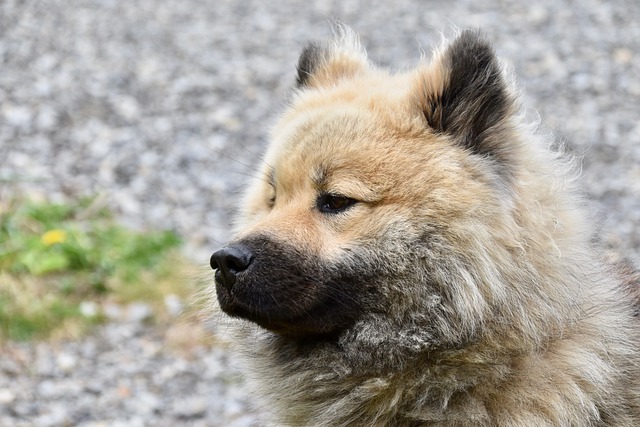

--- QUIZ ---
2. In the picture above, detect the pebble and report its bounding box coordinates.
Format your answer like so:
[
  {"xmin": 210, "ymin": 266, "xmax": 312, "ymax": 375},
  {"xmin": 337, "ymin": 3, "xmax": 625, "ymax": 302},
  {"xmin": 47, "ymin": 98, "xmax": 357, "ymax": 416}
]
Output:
[
  {"xmin": 125, "ymin": 303, "xmax": 153, "ymax": 323},
  {"xmin": 0, "ymin": 388, "xmax": 15, "ymax": 404},
  {"xmin": 80, "ymin": 301, "xmax": 99, "ymax": 318},
  {"xmin": 0, "ymin": 0, "xmax": 639, "ymax": 426},
  {"xmin": 56, "ymin": 352, "xmax": 78, "ymax": 373},
  {"xmin": 164, "ymin": 294, "xmax": 184, "ymax": 317},
  {"xmin": 171, "ymin": 396, "xmax": 209, "ymax": 418}
]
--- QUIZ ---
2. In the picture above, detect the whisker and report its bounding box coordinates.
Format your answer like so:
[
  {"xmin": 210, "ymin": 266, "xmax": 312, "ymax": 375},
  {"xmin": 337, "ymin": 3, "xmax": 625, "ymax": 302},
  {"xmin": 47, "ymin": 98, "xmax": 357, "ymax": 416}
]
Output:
[
  {"xmin": 219, "ymin": 169, "xmax": 263, "ymax": 181},
  {"xmin": 207, "ymin": 237, "xmax": 228, "ymax": 247},
  {"xmin": 205, "ymin": 144, "xmax": 262, "ymax": 175},
  {"xmin": 205, "ymin": 153, "xmax": 273, "ymax": 187},
  {"xmin": 235, "ymin": 139, "xmax": 266, "ymax": 165}
]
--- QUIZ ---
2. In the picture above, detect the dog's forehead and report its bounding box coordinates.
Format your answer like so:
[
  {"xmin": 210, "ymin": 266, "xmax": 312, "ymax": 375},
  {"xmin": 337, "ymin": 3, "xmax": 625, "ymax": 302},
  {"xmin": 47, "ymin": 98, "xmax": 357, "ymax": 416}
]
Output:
[
  {"xmin": 272, "ymin": 73, "xmax": 417, "ymax": 148},
  {"xmin": 262, "ymin": 73, "xmax": 441, "ymax": 195},
  {"xmin": 268, "ymin": 106, "xmax": 370, "ymax": 165}
]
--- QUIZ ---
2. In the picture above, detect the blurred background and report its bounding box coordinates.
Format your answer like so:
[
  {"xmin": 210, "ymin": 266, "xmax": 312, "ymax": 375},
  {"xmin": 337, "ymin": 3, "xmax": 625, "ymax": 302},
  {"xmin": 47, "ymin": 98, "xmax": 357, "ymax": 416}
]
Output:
[{"xmin": 0, "ymin": 0, "xmax": 639, "ymax": 426}]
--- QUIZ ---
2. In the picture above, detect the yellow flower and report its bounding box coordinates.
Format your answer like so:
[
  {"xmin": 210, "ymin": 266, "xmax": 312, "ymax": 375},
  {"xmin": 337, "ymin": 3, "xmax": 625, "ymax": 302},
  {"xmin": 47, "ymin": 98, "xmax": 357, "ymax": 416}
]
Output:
[{"xmin": 41, "ymin": 229, "xmax": 67, "ymax": 246}]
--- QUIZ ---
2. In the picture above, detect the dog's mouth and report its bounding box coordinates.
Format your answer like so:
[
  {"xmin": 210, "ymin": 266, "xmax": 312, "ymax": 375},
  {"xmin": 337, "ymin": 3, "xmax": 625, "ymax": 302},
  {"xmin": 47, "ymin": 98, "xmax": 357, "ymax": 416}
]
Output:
[
  {"xmin": 215, "ymin": 284, "xmax": 348, "ymax": 337},
  {"xmin": 210, "ymin": 236, "xmax": 369, "ymax": 338}
]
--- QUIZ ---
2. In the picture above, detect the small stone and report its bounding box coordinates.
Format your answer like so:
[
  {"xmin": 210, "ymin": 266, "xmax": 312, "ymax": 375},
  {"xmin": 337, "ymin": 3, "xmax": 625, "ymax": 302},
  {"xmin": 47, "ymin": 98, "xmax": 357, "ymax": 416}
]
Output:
[
  {"xmin": 33, "ymin": 403, "xmax": 69, "ymax": 427},
  {"xmin": 56, "ymin": 352, "xmax": 77, "ymax": 373},
  {"xmin": 613, "ymin": 47, "xmax": 633, "ymax": 65},
  {"xmin": 112, "ymin": 95, "xmax": 141, "ymax": 121},
  {"xmin": 35, "ymin": 348, "xmax": 56, "ymax": 377},
  {"xmin": 171, "ymin": 396, "xmax": 208, "ymax": 419},
  {"xmin": 36, "ymin": 105, "xmax": 58, "ymax": 130},
  {"xmin": 126, "ymin": 303, "xmax": 152, "ymax": 323},
  {"xmin": 159, "ymin": 358, "xmax": 188, "ymax": 381},
  {"xmin": 80, "ymin": 301, "xmax": 99, "ymax": 318},
  {"xmin": 2, "ymin": 104, "xmax": 33, "ymax": 129},
  {"xmin": 0, "ymin": 389, "xmax": 16, "ymax": 404},
  {"xmin": 164, "ymin": 294, "xmax": 183, "ymax": 317},
  {"xmin": 37, "ymin": 380, "xmax": 60, "ymax": 399},
  {"xmin": 103, "ymin": 303, "xmax": 123, "ymax": 321},
  {"xmin": 127, "ymin": 392, "xmax": 161, "ymax": 416},
  {"xmin": 0, "ymin": 357, "xmax": 21, "ymax": 376}
]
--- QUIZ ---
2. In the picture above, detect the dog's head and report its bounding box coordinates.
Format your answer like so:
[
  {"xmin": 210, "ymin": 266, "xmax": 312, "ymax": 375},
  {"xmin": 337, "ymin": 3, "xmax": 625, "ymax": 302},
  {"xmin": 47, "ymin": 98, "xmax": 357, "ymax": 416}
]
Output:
[{"xmin": 211, "ymin": 28, "xmax": 541, "ymax": 348}]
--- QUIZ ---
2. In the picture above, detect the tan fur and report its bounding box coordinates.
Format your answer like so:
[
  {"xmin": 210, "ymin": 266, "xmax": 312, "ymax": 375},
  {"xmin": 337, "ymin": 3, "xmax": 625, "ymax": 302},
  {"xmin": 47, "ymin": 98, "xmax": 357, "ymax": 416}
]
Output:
[{"xmin": 212, "ymin": 28, "xmax": 640, "ymax": 426}]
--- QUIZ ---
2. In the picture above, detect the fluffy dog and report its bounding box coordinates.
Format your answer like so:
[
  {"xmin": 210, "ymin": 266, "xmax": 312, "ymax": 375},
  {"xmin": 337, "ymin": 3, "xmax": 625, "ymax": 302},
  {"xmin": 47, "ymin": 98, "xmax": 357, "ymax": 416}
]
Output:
[{"xmin": 210, "ymin": 28, "xmax": 640, "ymax": 426}]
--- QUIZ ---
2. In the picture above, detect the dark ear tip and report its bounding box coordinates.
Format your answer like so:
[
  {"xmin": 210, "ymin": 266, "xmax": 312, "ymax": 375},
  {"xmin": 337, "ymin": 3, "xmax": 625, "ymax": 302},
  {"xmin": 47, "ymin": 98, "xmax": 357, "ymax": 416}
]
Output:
[
  {"xmin": 423, "ymin": 28, "xmax": 515, "ymax": 169},
  {"xmin": 455, "ymin": 29, "xmax": 491, "ymax": 45},
  {"xmin": 448, "ymin": 29, "xmax": 497, "ymax": 63},
  {"xmin": 458, "ymin": 28, "xmax": 488, "ymax": 41},
  {"xmin": 296, "ymin": 41, "xmax": 324, "ymax": 87}
]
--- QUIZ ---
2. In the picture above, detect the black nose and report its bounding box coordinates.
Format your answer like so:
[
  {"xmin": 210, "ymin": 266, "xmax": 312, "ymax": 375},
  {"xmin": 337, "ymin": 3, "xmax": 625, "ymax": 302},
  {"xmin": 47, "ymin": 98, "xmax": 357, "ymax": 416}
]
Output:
[{"xmin": 210, "ymin": 245, "xmax": 254, "ymax": 290}]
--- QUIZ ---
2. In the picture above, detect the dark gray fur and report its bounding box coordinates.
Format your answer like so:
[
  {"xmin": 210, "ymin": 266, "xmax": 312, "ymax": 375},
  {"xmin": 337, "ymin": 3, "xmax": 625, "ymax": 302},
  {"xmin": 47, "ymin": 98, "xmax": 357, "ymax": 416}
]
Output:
[{"xmin": 296, "ymin": 42, "xmax": 325, "ymax": 87}]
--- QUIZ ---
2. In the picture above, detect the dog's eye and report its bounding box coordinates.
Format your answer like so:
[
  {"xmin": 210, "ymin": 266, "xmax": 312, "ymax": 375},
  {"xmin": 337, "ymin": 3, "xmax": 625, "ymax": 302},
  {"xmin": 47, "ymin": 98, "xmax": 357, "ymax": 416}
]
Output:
[
  {"xmin": 267, "ymin": 184, "xmax": 276, "ymax": 208},
  {"xmin": 317, "ymin": 193, "xmax": 357, "ymax": 214},
  {"xmin": 266, "ymin": 170, "xmax": 276, "ymax": 208}
]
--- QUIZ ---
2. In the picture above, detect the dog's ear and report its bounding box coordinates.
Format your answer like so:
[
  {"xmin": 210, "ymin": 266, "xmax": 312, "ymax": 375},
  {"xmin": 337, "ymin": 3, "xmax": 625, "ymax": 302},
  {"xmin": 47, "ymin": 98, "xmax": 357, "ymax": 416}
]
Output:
[
  {"xmin": 417, "ymin": 30, "xmax": 518, "ymax": 167},
  {"xmin": 296, "ymin": 26, "xmax": 369, "ymax": 88}
]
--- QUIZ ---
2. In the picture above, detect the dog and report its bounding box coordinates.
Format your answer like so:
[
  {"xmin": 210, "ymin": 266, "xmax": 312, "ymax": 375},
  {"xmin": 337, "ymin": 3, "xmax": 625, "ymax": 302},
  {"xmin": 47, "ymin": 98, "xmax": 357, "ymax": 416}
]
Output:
[{"xmin": 210, "ymin": 27, "xmax": 640, "ymax": 426}]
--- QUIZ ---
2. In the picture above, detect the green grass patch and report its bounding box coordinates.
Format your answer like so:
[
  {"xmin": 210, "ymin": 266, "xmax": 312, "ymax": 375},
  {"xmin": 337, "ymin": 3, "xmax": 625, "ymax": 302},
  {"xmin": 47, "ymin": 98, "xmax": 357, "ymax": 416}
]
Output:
[{"xmin": 0, "ymin": 196, "xmax": 195, "ymax": 342}]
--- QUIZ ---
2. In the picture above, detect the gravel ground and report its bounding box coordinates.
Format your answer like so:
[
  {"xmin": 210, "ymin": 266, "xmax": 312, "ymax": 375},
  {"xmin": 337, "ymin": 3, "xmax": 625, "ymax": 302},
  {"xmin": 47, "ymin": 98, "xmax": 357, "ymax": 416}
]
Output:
[
  {"xmin": 0, "ymin": 318, "xmax": 255, "ymax": 427},
  {"xmin": 1, "ymin": 0, "xmax": 639, "ymax": 425}
]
